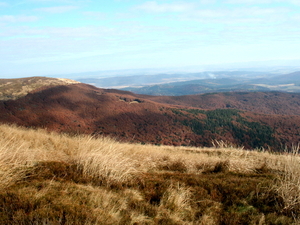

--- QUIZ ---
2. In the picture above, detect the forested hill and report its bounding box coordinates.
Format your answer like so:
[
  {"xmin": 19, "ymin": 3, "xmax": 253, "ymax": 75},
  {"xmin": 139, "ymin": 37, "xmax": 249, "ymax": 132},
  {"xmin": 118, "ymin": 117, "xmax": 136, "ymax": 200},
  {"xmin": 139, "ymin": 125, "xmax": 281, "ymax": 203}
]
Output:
[
  {"xmin": 143, "ymin": 91, "xmax": 300, "ymax": 116},
  {"xmin": 0, "ymin": 77, "xmax": 300, "ymax": 150}
]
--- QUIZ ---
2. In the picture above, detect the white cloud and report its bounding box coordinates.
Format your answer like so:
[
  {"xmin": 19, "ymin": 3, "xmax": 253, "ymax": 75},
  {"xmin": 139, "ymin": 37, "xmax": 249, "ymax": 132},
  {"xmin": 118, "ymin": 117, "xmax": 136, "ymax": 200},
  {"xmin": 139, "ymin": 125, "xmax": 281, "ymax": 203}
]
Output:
[
  {"xmin": 200, "ymin": 0, "xmax": 217, "ymax": 4},
  {"xmin": 230, "ymin": 7, "xmax": 290, "ymax": 18},
  {"xmin": 288, "ymin": 0, "xmax": 300, "ymax": 6},
  {"xmin": 135, "ymin": 1, "xmax": 194, "ymax": 13},
  {"xmin": 1, "ymin": 0, "xmax": 299, "ymax": 76},
  {"xmin": 29, "ymin": 0, "xmax": 89, "ymax": 3},
  {"xmin": 292, "ymin": 14, "xmax": 300, "ymax": 21},
  {"xmin": 182, "ymin": 6, "xmax": 290, "ymax": 25},
  {"xmin": 226, "ymin": 0, "xmax": 273, "ymax": 4},
  {"xmin": 0, "ymin": 2, "xmax": 8, "ymax": 7},
  {"xmin": 226, "ymin": 0, "xmax": 300, "ymax": 5},
  {"xmin": 0, "ymin": 15, "xmax": 38, "ymax": 23},
  {"xmin": 0, "ymin": 26, "xmax": 117, "ymax": 39},
  {"xmin": 191, "ymin": 9, "xmax": 225, "ymax": 18},
  {"xmin": 134, "ymin": 1, "xmax": 291, "ymax": 26},
  {"xmin": 36, "ymin": 5, "xmax": 78, "ymax": 13},
  {"xmin": 82, "ymin": 11, "xmax": 106, "ymax": 20}
]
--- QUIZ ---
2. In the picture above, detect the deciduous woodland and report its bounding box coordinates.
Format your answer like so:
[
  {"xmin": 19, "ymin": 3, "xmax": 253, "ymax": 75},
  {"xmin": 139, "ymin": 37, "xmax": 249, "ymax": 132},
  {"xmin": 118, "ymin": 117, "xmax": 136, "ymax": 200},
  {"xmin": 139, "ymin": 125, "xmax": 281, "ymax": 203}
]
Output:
[{"xmin": 1, "ymin": 78, "xmax": 300, "ymax": 150}]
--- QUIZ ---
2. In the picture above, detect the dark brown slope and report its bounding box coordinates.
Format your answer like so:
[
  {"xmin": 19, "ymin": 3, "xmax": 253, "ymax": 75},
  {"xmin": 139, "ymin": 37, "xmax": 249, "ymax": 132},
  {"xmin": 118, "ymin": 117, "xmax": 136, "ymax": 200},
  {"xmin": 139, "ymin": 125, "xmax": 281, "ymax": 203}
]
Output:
[
  {"xmin": 0, "ymin": 82, "xmax": 300, "ymax": 149},
  {"xmin": 0, "ymin": 83, "xmax": 191, "ymax": 146},
  {"xmin": 144, "ymin": 92, "xmax": 300, "ymax": 116}
]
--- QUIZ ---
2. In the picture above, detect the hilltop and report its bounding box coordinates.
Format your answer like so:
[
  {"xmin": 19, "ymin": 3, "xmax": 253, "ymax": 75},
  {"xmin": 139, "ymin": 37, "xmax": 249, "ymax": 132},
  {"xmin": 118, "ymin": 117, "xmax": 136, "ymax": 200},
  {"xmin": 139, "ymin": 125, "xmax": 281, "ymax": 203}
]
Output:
[
  {"xmin": 0, "ymin": 77, "xmax": 300, "ymax": 150},
  {"xmin": 0, "ymin": 77, "xmax": 80, "ymax": 101}
]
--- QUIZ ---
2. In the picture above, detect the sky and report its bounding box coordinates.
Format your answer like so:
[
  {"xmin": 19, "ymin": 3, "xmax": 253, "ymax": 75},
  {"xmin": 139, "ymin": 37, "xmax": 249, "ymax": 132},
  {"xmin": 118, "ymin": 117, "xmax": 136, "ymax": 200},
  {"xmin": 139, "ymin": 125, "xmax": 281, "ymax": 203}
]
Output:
[{"xmin": 1, "ymin": 0, "xmax": 300, "ymax": 78}]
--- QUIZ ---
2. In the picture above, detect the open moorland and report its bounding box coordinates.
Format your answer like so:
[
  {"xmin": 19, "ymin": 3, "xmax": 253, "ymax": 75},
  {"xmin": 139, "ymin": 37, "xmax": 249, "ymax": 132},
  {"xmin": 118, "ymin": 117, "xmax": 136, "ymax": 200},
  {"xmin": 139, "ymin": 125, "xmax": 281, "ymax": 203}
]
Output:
[
  {"xmin": 0, "ymin": 123, "xmax": 300, "ymax": 224},
  {"xmin": 0, "ymin": 77, "xmax": 300, "ymax": 224}
]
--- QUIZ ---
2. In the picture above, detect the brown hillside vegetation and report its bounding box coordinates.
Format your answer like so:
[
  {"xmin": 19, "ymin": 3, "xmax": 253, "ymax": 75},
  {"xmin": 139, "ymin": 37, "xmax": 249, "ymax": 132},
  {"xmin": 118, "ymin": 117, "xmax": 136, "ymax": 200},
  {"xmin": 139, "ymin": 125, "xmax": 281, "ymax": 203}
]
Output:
[
  {"xmin": 0, "ymin": 78, "xmax": 300, "ymax": 149},
  {"xmin": 145, "ymin": 91, "xmax": 300, "ymax": 116},
  {"xmin": 0, "ymin": 83, "xmax": 188, "ymax": 145},
  {"xmin": 0, "ymin": 124, "xmax": 300, "ymax": 224}
]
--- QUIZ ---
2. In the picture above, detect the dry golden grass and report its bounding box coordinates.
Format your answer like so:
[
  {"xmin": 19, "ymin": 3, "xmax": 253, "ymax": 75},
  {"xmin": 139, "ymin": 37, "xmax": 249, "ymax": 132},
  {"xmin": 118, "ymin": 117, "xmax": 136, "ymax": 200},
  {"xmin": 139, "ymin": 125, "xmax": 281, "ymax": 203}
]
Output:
[
  {"xmin": 119, "ymin": 140, "xmax": 287, "ymax": 175},
  {"xmin": 0, "ymin": 122, "xmax": 297, "ymax": 187},
  {"xmin": 158, "ymin": 183, "xmax": 194, "ymax": 223},
  {"xmin": 70, "ymin": 136, "xmax": 140, "ymax": 185},
  {"xmin": 0, "ymin": 124, "xmax": 139, "ymax": 186},
  {"xmin": 0, "ymin": 123, "xmax": 300, "ymax": 224},
  {"xmin": 273, "ymin": 145, "xmax": 300, "ymax": 218},
  {"xmin": 0, "ymin": 123, "xmax": 271, "ymax": 182}
]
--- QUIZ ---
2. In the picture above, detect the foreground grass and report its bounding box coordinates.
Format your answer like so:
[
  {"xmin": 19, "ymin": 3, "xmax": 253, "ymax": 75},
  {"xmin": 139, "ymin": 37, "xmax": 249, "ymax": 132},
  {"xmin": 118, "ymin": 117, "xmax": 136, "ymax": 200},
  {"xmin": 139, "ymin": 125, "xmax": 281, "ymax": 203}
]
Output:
[{"xmin": 0, "ymin": 124, "xmax": 299, "ymax": 224}]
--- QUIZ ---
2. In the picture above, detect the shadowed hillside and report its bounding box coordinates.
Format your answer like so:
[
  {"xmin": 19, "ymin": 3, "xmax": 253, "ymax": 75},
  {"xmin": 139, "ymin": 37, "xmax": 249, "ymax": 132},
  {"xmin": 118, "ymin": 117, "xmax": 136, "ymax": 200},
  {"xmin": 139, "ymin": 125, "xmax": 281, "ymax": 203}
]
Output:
[{"xmin": 0, "ymin": 77, "xmax": 300, "ymax": 150}]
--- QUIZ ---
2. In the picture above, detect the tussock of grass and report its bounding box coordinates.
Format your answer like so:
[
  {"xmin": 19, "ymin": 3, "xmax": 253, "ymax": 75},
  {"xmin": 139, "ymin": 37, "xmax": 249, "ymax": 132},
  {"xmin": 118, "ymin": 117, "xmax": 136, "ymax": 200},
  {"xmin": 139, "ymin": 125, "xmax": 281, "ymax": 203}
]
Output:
[
  {"xmin": 0, "ymin": 124, "xmax": 139, "ymax": 186},
  {"xmin": 0, "ymin": 136, "xmax": 32, "ymax": 189},
  {"xmin": 158, "ymin": 183, "xmax": 194, "ymax": 223},
  {"xmin": 273, "ymin": 146, "xmax": 300, "ymax": 218},
  {"xmin": 71, "ymin": 136, "xmax": 139, "ymax": 186},
  {"xmin": 0, "ymin": 123, "xmax": 300, "ymax": 224}
]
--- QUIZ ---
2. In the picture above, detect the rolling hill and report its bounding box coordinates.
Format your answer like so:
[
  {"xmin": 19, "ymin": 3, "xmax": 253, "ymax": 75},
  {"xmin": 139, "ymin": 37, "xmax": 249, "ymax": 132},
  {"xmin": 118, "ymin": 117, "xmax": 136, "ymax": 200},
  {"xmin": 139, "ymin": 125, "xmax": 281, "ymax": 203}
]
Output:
[
  {"xmin": 0, "ymin": 77, "xmax": 300, "ymax": 150},
  {"xmin": 122, "ymin": 71, "xmax": 300, "ymax": 95},
  {"xmin": 78, "ymin": 71, "xmax": 274, "ymax": 89}
]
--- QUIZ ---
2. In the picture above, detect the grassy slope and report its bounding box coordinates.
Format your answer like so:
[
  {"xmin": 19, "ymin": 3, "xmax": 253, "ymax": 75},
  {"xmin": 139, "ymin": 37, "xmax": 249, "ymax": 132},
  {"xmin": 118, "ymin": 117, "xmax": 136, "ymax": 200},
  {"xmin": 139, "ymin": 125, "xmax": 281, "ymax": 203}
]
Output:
[
  {"xmin": 0, "ymin": 77, "xmax": 79, "ymax": 101},
  {"xmin": 0, "ymin": 124, "xmax": 300, "ymax": 224}
]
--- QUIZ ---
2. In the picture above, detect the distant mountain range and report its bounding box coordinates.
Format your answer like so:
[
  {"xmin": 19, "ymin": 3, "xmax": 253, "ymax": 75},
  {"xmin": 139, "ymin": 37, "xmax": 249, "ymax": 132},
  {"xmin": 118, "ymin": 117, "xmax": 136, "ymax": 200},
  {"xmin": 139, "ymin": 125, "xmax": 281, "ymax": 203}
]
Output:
[
  {"xmin": 1, "ymin": 77, "xmax": 300, "ymax": 150},
  {"xmin": 122, "ymin": 71, "xmax": 300, "ymax": 95},
  {"xmin": 77, "ymin": 71, "xmax": 277, "ymax": 89},
  {"xmin": 76, "ymin": 70, "xmax": 300, "ymax": 95}
]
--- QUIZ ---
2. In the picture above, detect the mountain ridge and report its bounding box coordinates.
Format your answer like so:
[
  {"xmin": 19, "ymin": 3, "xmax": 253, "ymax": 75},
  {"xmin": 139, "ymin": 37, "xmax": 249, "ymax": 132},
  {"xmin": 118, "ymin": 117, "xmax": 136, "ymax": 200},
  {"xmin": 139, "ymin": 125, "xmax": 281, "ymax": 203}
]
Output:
[{"xmin": 122, "ymin": 71, "xmax": 300, "ymax": 95}]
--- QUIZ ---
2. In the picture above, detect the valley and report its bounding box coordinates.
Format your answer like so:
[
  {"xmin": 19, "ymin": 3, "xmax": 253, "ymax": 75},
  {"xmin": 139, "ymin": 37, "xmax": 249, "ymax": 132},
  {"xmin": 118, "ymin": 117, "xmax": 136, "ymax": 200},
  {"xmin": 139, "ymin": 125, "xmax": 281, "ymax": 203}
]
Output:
[{"xmin": 122, "ymin": 71, "xmax": 300, "ymax": 96}]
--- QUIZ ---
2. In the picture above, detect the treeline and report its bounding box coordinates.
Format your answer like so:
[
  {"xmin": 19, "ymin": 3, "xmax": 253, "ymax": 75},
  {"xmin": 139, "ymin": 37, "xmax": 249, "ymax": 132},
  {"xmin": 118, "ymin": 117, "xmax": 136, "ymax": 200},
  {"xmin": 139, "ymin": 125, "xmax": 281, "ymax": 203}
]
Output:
[{"xmin": 172, "ymin": 108, "xmax": 277, "ymax": 149}]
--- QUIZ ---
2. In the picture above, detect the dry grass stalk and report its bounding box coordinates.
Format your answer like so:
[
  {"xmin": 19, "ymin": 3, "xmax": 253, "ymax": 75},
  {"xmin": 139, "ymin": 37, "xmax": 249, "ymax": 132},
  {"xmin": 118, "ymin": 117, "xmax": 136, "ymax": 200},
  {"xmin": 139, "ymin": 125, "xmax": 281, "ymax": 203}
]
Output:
[
  {"xmin": 158, "ymin": 183, "xmax": 194, "ymax": 223},
  {"xmin": 0, "ymin": 136, "xmax": 31, "ymax": 189},
  {"xmin": 273, "ymin": 145, "xmax": 300, "ymax": 218},
  {"xmin": 71, "ymin": 136, "xmax": 140, "ymax": 185}
]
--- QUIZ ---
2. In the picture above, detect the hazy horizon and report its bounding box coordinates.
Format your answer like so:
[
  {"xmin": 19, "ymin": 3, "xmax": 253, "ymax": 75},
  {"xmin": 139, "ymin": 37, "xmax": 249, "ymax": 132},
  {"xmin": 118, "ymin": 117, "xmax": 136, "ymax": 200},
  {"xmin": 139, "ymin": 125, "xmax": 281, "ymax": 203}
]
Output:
[{"xmin": 1, "ymin": 0, "xmax": 300, "ymax": 78}]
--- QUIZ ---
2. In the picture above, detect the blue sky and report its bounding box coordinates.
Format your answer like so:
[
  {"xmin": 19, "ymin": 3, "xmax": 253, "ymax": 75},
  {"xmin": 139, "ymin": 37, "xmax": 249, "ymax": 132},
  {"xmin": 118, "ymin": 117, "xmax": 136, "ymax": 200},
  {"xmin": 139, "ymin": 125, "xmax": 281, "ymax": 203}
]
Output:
[{"xmin": 1, "ymin": 0, "xmax": 300, "ymax": 78}]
